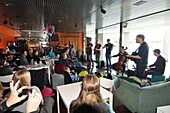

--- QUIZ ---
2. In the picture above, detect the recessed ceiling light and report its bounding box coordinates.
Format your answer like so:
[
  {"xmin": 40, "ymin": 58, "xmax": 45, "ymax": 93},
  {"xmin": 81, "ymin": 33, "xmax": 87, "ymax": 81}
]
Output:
[
  {"xmin": 133, "ymin": 0, "xmax": 147, "ymax": 6},
  {"xmin": 5, "ymin": 3, "xmax": 12, "ymax": 7},
  {"xmin": 58, "ymin": 20, "xmax": 62, "ymax": 23}
]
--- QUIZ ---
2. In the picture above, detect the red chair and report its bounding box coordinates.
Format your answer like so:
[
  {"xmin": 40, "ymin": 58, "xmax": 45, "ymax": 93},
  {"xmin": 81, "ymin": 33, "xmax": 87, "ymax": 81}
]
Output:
[
  {"xmin": 66, "ymin": 59, "xmax": 73, "ymax": 63},
  {"xmin": 55, "ymin": 63, "xmax": 66, "ymax": 74}
]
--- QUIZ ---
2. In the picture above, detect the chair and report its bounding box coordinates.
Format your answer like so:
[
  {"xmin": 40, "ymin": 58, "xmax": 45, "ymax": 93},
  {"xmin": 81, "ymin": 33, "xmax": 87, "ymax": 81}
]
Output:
[
  {"xmin": 100, "ymin": 77, "xmax": 114, "ymax": 92},
  {"xmin": 55, "ymin": 63, "xmax": 66, "ymax": 74},
  {"xmin": 100, "ymin": 77, "xmax": 114, "ymax": 104},
  {"xmin": 52, "ymin": 73, "xmax": 64, "ymax": 90},
  {"xmin": 0, "ymin": 74, "xmax": 14, "ymax": 95},
  {"xmin": 62, "ymin": 70, "xmax": 73, "ymax": 84}
]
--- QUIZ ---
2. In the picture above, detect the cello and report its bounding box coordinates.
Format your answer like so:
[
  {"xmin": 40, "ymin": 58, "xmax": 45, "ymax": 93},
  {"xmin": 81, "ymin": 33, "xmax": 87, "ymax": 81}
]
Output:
[{"xmin": 115, "ymin": 47, "xmax": 128, "ymax": 75}]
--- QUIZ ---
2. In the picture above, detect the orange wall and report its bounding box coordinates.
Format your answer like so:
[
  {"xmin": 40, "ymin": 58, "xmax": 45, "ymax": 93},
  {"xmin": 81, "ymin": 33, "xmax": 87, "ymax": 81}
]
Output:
[
  {"xmin": 51, "ymin": 32, "xmax": 83, "ymax": 50},
  {"xmin": 0, "ymin": 25, "xmax": 21, "ymax": 50}
]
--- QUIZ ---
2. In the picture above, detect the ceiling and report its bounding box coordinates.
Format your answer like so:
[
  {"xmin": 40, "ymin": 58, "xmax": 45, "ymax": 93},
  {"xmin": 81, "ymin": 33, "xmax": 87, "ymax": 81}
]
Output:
[{"xmin": 0, "ymin": 0, "xmax": 170, "ymax": 35}]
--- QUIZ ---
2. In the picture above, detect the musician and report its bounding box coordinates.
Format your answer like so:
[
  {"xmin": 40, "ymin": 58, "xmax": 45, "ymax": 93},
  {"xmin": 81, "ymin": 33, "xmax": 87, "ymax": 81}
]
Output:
[
  {"xmin": 86, "ymin": 40, "xmax": 94, "ymax": 66},
  {"xmin": 126, "ymin": 34, "xmax": 149, "ymax": 79},
  {"xmin": 111, "ymin": 46, "xmax": 127, "ymax": 75},
  {"xmin": 94, "ymin": 40, "xmax": 102, "ymax": 68},
  {"xmin": 144, "ymin": 49, "xmax": 166, "ymax": 78},
  {"xmin": 102, "ymin": 39, "xmax": 113, "ymax": 69}
]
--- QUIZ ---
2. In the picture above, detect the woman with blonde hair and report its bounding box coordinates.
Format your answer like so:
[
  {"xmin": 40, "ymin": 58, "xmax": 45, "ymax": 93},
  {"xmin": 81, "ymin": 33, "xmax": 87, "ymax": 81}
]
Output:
[
  {"xmin": 70, "ymin": 74, "xmax": 114, "ymax": 113},
  {"xmin": 3, "ymin": 69, "xmax": 43, "ymax": 113}
]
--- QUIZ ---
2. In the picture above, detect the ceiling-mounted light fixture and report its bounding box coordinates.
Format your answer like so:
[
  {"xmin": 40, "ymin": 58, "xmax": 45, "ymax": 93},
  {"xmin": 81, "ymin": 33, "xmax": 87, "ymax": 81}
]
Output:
[
  {"xmin": 3, "ymin": 18, "xmax": 8, "ymax": 25},
  {"xmin": 133, "ymin": 0, "xmax": 147, "ymax": 6},
  {"xmin": 100, "ymin": 6, "xmax": 106, "ymax": 14},
  {"xmin": 123, "ymin": 22, "xmax": 128, "ymax": 28}
]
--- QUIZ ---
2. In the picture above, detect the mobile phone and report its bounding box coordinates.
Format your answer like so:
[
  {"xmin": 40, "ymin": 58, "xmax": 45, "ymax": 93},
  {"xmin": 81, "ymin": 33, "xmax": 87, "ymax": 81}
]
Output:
[{"xmin": 18, "ymin": 88, "xmax": 32, "ymax": 97}]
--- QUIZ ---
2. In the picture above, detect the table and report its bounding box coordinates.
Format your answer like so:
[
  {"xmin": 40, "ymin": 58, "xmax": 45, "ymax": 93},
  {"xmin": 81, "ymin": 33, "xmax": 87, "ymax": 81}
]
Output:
[
  {"xmin": 157, "ymin": 105, "xmax": 170, "ymax": 113},
  {"xmin": 56, "ymin": 82, "xmax": 113, "ymax": 113},
  {"xmin": 25, "ymin": 64, "xmax": 51, "ymax": 84}
]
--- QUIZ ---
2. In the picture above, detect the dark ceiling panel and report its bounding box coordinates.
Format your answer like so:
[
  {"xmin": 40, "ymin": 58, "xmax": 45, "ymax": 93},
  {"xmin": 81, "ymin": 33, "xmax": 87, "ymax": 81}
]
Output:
[{"xmin": 0, "ymin": 0, "xmax": 170, "ymax": 34}]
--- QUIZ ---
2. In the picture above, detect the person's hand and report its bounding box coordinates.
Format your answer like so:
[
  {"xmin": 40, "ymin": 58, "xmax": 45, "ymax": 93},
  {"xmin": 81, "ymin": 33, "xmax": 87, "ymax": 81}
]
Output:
[
  {"xmin": 6, "ymin": 80, "xmax": 27, "ymax": 107},
  {"xmin": 110, "ymin": 56, "xmax": 112, "ymax": 58},
  {"xmin": 26, "ymin": 88, "xmax": 42, "ymax": 113},
  {"xmin": 147, "ymin": 67, "xmax": 150, "ymax": 70}
]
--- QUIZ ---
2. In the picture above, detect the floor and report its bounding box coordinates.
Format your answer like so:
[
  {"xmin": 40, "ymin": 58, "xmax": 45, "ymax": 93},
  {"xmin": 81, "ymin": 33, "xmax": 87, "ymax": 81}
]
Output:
[{"xmin": 53, "ymin": 61, "xmax": 132, "ymax": 113}]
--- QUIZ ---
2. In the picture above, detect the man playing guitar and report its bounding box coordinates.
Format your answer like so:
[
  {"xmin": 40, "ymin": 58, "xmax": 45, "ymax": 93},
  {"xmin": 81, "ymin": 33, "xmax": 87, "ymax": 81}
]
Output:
[{"xmin": 94, "ymin": 40, "xmax": 102, "ymax": 68}]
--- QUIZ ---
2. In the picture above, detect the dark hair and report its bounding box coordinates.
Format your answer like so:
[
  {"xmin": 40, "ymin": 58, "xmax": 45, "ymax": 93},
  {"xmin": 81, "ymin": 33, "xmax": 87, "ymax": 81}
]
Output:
[
  {"xmin": 136, "ymin": 34, "xmax": 145, "ymax": 41},
  {"xmin": 107, "ymin": 39, "xmax": 110, "ymax": 42},
  {"xmin": 21, "ymin": 50, "xmax": 26, "ymax": 55},
  {"xmin": 33, "ymin": 50, "xmax": 38, "ymax": 55},
  {"xmin": 0, "ymin": 57, "xmax": 6, "ymax": 66},
  {"xmin": 153, "ymin": 49, "xmax": 160, "ymax": 54},
  {"xmin": 0, "ymin": 48, "xmax": 4, "ymax": 55},
  {"xmin": 72, "ymin": 104, "xmax": 100, "ymax": 113}
]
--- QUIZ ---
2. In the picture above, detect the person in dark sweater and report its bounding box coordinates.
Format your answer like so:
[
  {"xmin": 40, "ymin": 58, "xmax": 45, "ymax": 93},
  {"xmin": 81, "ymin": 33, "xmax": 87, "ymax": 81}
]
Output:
[
  {"xmin": 33, "ymin": 50, "xmax": 40, "ymax": 64},
  {"xmin": 39, "ymin": 48, "xmax": 45, "ymax": 58},
  {"xmin": 0, "ymin": 57, "xmax": 13, "ymax": 76},
  {"xmin": 27, "ymin": 48, "xmax": 33, "ymax": 64},
  {"xmin": 126, "ymin": 34, "xmax": 149, "ymax": 79},
  {"xmin": 144, "ymin": 49, "xmax": 166, "ymax": 78}
]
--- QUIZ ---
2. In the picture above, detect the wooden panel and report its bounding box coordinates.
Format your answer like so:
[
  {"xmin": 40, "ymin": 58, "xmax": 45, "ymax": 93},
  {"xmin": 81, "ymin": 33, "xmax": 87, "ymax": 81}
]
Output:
[
  {"xmin": 50, "ymin": 32, "xmax": 83, "ymax": 50},
  {"xmin": 0, "ymin": 25, "xmax": 21, "ymax": 50}
]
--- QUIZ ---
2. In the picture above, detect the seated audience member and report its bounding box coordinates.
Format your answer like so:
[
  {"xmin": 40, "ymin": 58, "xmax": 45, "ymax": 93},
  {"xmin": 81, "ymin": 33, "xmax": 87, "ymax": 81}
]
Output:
[
  {"xmin": 63, "ymin": 47, "xmax": 70, "ymax": 58},
  {"xmin": 49, "ymin": 48, "xmax": 56, "ymax": 58},
  {"xmin": 41, "ymin": 88, "xmax": 55, "ymax": 113},
  {"xmin": 0, "ymin": 57, "xmax": 13, "ymax": 76},
  {"xmin": 20, "ymin": 50, "xmax": 29, "ymax": 65},
  {"xmin": 56, "ymin": 42, "xmax": 60, "ymax": 49},
  {"xmin": 2, "ymin": 69, "xmax": 43, "ymax": 112},
  {"xmin": 69, "ymin": 48, "xmax": 78, "ymax": 61},
  {"xmin": 39, "ymin": 48, "xmax": 45, "ymax": 58},
  {"xmin": 69, "ymin": 48, "xmax": 84, "ymax": 68},
  {"xmin": 59, "ymin": 53, "xmax": 72, "ymax": 68},
  {"xmin": 33, "ymin": 50, "xmax": 40, "ymax": 64},
  {"xmin": 27, "ymin": 48, "xmax": 33, "ymax": 64},
  {"xmin": 0, "ymin": 80, "xmax": 42, "ymax": 113},
  {"xmin": 144, "ymin": 49, "xmax": 166, "ymax": 78},
  {"xmin": 70, "ymin": 74, "xmax": 114, "ymax": 113},
  {"xmin": 63, "ymin": 67, "xmax": 83, "ymax": 82}
]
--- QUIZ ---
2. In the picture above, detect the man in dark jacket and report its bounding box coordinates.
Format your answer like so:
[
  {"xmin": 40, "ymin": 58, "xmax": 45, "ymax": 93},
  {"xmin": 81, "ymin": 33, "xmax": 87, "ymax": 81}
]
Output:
[{"xmin": 144, "ymin": 49, "xmax": 166, "ymax": 78}]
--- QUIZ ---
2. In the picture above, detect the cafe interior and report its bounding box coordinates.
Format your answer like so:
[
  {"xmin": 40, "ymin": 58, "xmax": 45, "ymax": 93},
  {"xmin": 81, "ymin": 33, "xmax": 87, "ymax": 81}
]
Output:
[{"xmin": 0, "ymin": 0, "xmax": 170, "ymax": 113}]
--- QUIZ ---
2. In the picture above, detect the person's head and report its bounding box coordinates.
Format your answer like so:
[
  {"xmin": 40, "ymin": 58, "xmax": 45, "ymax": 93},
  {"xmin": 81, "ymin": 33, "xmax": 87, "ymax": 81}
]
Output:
[
  {"xmin": 89, "ymin": 40, "xmax": 91, "ymax": 43},
  {"xmin": 70, "ymin": 48, "xmax": 74, "ymax": 52},
  {"xmin": 153, "ymin": 49, "xmax": 160, "ymax": 56},
  {"xmin": 70, "ymin": 74, "xmax": 103, "ymax": 111},
  {"xmin": 13, "ymin": 69, "xmax": 31, "ymax": 87},
  {"xmin": 63, "ymin": 67, "xmax": 70, "ymax": 73},
  {"xmin": 69, "ymin": 41, "xmax": 71, "ymax": 44},
  {"xmin": 107, "ymin": 39, "xmax": 110, "ymax": 43},
  {"xmin": 0, "ymin": 57, "xmax": 6, "ymax": 67},
  {"xmin": 61, "ymin": 53, "xmax": 67, "ymax": 59},
  {"xmin": 0, "ymin": 49, "xmax": 4, "ymax": 55},
  {"xmin": 64, "ymin": 47, "xmax": 70, "ymax": 54},
  {"xmin": 120, "ymin": 46, "xmax": 124, "ymax": 51},
  {"xmin": 33, "ymin": 50, "xmax": 39, "ymax": 56},
  {"xmin": 28, "ymin": 48, "xmax": 33, "ymax": 54},
  {"xmin": 41, "ymin": 48, "xmax": 44, "ymax": 53},
  {"xmin": 49, "ymin": 48, "xmax": 53, "ymax": 52},
  {"xmin": 21, "ymin": 50, "xmax": 27, "ymax": 56},
  {"xmin": 136, "ymin": 34, "xmax": 145, "ymax": 43},
  {"xmin": 96, "ymin": 40, "xmax": 99, "ymax": 44}
]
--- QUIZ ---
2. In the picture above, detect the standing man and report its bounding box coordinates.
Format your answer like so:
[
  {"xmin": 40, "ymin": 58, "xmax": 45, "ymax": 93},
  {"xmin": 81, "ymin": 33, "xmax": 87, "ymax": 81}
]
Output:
[
  {"xmin": 144, "ymin": 49, "xmax": 166, "ymax": 78},
  {"xmin": 103, "ymin": 39, "xmax": 113, "ymax": 69},
  {"xmin": 94, "ymin": 40, "xmax": 102, "ymax": 68},
  {"xmin": 126, "ymin": 34, "xmax": 149, "ymax": 79},
  {"xmin": 86, "ymin": 40, "xmax": 94, "ymax": 67}
]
